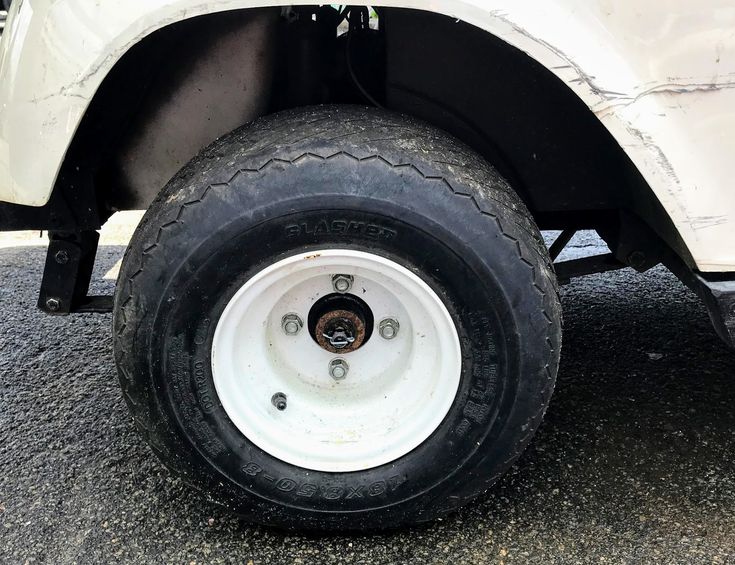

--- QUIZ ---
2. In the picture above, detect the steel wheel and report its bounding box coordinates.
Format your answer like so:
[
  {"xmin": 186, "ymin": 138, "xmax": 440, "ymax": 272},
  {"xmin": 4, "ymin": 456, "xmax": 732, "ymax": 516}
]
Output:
[{"xmin": 212, "ymin": 249, "xmax": 461, "ymax": 472}]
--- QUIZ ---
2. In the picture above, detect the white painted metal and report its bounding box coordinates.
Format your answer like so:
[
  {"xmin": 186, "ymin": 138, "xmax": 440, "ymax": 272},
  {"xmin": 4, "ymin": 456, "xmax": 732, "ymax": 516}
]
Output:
[
  {"xmin": 1, "ymin": 1, "xmax": 734, "ymax": 270},
  {"xmin": 211, "ymin": 250, "xmax": 462, "ymax": 472}
]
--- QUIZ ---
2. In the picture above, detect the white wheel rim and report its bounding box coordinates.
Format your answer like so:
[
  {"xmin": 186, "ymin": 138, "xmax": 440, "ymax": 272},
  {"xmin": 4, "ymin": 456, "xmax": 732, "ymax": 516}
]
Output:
[{"xmin": 211, "ymin": 249, "xmax": 462, "ymax": 472}]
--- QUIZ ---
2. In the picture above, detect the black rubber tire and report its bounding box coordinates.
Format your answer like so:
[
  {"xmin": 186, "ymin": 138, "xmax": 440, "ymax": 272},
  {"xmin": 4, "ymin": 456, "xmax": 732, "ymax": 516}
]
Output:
[{"xmin": 113, "ymin": 105, "xmax": 561, "ymax": 531}]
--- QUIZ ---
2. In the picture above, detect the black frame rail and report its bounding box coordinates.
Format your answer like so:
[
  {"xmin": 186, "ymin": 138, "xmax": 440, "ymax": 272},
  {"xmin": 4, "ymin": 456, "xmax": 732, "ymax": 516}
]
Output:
[{"xmin": 37, "ymin": 231, "xmax": 113, "ymax": 315}]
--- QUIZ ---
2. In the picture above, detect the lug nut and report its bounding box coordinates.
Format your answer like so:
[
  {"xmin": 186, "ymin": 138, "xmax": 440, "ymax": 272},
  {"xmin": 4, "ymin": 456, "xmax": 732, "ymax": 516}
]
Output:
[
  {"xmin": 281, "ymin": 313, "xmax": 303, "ymax": 336},
  {"xmin": 332, "ymin": 274, "xmax": 354, "ymax": 293},
  {"xmin": 379, "ymin": 318, "xmax": 400, "ymax": 340},
  {"xmin": 329, "ymin": 358, "xmax": 349, "ymax": 381},
  {"xmin": 271, "ymin": 392, "xmax": 288, "ymax": 411}
]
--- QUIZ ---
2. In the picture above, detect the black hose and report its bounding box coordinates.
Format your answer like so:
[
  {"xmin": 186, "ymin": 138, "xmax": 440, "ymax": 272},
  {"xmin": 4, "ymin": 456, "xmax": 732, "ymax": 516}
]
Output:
[{"xmin": 344, "ymin": 7, "xmax": 385, "ymax": 109}]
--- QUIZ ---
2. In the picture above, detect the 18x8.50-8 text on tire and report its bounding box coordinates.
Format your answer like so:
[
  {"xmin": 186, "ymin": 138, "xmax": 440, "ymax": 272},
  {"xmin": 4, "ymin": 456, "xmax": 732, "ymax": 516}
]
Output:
[{"xmin": 113, "ymin": 106, "xmax": 562, "ymax": 531}]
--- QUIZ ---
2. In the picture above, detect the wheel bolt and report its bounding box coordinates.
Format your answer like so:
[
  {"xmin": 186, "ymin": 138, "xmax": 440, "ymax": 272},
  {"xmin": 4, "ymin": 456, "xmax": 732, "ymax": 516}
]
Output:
[
  {"xmin": 271, "ymin": 392, "xmax": 288, "ymax": 411},
  {"xmin": 332, "ymin": 274, "xmax": 354, "ymax": 293},
  {"xmin": 54, "ymin": 250, "xmax": 70, "ymax": 265},
  {"xmin": 379, "ymin": 318, "xmax": 400, "ymax": 340},
  {"xmin": 329, "ymin": 358, "xmax": 349, "ymax": 381},
  {"xmin": 281, "ymin": 313, "xmax": 303, "ymax": 336}
]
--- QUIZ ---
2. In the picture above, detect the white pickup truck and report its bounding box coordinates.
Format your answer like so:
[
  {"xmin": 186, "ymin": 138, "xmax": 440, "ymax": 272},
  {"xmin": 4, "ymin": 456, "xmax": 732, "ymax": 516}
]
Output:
[{"xmin": 1, "ymin": 1, "xmax": 733, "ymax": 531}]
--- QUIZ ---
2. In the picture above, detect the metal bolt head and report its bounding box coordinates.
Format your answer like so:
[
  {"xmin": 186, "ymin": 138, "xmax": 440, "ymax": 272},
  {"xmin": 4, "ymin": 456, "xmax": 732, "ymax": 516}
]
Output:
[
  {"xmin": 332, "ymin": 274, "xmax": 354, "ymax": 293},
  {"xmin": 379, "ymin": 318, "xmax": 400, "ymax": 340},
  {"xmin": 627, "ymin": 251, "xmax": 647, "ymax": 270},
  {"xmin": 54, "ymin": 250, "xmax": 70, "ymax": 265},
  {"xmin": 271, "ymin": 392, "xmax": 288, "ymax": 411},
  {"xmin": 45, "ymin": 298, "xmax": 61, "ymax": 312},
  {"xmin": 281, "ymin": 313, "xmax": 303, "ymax": 336},
  {"xmin": 329, "ymin": 358, "xmax": 349, "ymax": 381}
]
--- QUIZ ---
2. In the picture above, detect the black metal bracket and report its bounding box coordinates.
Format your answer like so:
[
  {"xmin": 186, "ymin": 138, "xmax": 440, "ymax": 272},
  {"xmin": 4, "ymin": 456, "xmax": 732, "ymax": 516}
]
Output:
[
  {"xmin": 555, "ymin": 253, "xmax": 627, "ymax": 285},
  {"xmin": 550, "ymin": 230, "xmax": 627, "ymax": 285},
  {"xmin": 692, "ymin": 274, "xmax": 735, "ymax": 348},
  {"xmin": 664, "ymin": 254, "xmax": 735, "ymax": 349},
  {"xmin": 548, "ymin": 227, "xmax": 735, "ymax": 349},
  {"xmin": 548, "ymin": 228, "xmax": 576, "ymax": 261},
  {"xmin": 37, "ymin": 231, "xmax": 113, "ymax": 315}
]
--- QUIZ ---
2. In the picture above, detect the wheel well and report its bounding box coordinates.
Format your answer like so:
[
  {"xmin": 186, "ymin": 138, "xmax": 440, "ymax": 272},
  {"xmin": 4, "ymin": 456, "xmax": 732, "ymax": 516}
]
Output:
[{"xmin": 56, "ymin": 5, "xmax": 691, "ymax": 263}]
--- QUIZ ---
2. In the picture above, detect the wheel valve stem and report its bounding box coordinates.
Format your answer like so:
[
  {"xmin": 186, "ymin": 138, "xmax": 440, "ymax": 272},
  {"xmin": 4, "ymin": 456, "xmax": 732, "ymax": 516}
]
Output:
[{"xmin": 271, "ymin": 392, "xmax": 288, "ymax": 411}]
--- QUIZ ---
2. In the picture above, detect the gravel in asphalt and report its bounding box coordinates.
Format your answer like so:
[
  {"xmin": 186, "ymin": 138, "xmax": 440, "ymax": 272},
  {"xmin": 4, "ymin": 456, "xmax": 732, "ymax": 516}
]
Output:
[{"xmin": 1, "ymin": 226, "xmax": 734, "ymax": 564}]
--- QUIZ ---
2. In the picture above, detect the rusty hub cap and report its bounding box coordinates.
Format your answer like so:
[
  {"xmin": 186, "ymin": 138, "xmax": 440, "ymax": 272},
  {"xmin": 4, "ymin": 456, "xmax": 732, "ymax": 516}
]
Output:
[
  {"xmin": 315, "ymin": 309, "xmax": 366, "ymax": 353},
  {"xmin": 308, "ymin": 292, "xmax": 374, "ymax": 354}
]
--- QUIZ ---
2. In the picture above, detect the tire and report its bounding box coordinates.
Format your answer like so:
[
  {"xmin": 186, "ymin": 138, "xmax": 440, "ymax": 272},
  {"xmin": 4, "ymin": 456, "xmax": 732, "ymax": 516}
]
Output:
[{"xmin": 113, "ymin": 105, "xmax": 561, "ymax": 531}]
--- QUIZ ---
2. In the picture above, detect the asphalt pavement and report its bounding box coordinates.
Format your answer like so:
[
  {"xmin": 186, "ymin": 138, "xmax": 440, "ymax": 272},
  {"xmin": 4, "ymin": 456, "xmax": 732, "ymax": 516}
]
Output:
[{"xmin": 1, "ymin": 218, "xmax": 734, "ymax": 564}]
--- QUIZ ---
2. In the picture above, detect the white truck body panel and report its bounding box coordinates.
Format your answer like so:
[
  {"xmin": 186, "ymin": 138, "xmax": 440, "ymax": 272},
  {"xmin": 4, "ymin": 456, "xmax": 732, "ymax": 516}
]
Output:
[{"xmin": 0, "ymin": 0, "xmax": 733, "ymax": 271}]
